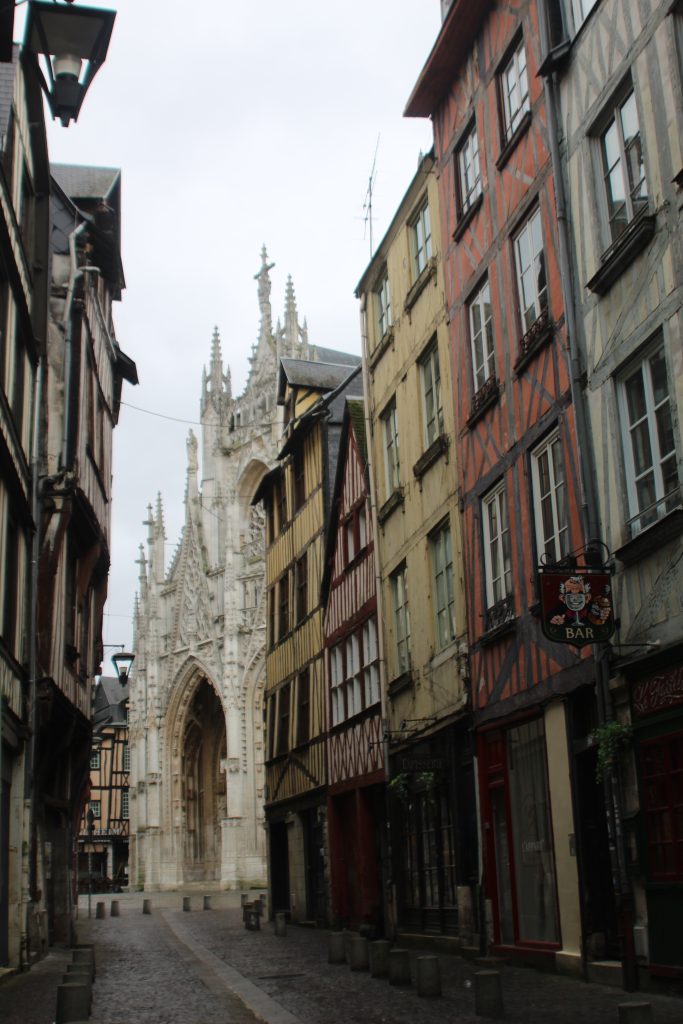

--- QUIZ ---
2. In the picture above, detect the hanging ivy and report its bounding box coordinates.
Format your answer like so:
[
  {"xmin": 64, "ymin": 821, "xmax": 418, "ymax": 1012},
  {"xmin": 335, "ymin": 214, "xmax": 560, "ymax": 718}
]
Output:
[{"xmin": 591, "ymin": 721, "xmax": 633, "ymax": 783}]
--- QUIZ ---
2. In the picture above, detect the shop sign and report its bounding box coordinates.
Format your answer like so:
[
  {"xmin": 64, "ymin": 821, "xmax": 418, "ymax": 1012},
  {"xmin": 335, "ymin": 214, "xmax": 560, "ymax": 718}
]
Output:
[
  {"xmin": 632, "ymin": 665, "xmax": 683, "ymax": 718},
  {"xmin": 395, "ymin": 755, "xmax": 445, "ymax": 774},
  {"xmin": 539, "ymin": 569, "xmax": 614, "ymax": 647}
]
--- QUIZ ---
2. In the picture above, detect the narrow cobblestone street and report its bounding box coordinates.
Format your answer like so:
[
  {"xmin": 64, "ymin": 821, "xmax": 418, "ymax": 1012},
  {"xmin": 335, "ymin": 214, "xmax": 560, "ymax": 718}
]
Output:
[{"xmin": 2, "ymin": 891, "xmax": 683, "ymax": 1024}]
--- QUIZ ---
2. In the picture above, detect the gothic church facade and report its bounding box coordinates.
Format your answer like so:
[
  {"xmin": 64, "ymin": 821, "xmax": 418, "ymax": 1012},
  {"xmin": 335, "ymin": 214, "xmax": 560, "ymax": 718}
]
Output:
[{"xmin": 129, "ymin": 251, "xmax": 322, "ymax": 889}]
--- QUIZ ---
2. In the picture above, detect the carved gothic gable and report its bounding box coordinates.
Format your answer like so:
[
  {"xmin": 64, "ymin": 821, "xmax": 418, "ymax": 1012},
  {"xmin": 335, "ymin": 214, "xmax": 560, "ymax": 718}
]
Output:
[{"xmin": 176, "ymin": 515, "xmax": 213, "ymax": 649}]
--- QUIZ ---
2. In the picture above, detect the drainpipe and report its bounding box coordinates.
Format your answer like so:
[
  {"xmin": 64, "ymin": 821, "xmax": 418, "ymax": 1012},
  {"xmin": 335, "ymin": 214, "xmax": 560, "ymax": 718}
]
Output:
[
  {"xmin": 61, "ymin": 221, "xmax": 88, "ymax": 470},
  {"xmin": 537, "ymin": 4, "xmax": 637, "ymax": 991},
  {"xmin": 358, "ymin": 297, "xmax": 396, "ymax": 941}
]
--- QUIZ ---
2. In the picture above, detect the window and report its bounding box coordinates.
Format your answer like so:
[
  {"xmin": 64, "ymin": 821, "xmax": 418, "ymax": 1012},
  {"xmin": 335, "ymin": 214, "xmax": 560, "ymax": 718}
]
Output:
[
  {"xmin": 345, "ymin": 633, "xmax": 362, "ymax": 718},
  {"xmin": 277, "ymin": 478, "xmax": 287, "ymax": 531},
  {"xmin": 456, "ymin": 121, "xmax": 482, "ymax": 216},
  {"xmin": 376, "ymin": 271, "xmax": 392, "ymax": 339},
  {"xmin": 328, "ymin": 618, "xmax": 380, "ymax": 726},
  {"xmin": 277, "ymin": 683, "xmax": 291, "ymax": 755},
  {"xmin": 123, "ymin": 744, "xmax": 130, "ymax": 772},
  {"xmin": 390, "ymin": 564, "xmax": 411, "ymax": 676},
  {"xmin": 430, "ymin": 521, "xmax": 456, "ymax": 650},
  {"xmin": 599, "ymin": 85, "xmax": 648, "ymax": 244},
  {"xmin": 268, "ymin": 587, "xmax": 275, "ymax": 646},
  {"xmin": 514, "ymin": 208, "xmax": 547, "ymax": 333},
  {"xmin": 90, "ymin": 752, "xmax": 101, "ymax": 771},
  {"xmin": 531, "ymin": 431, "xmax": 569, "ymax": 563},
  {"xmin": 363, "ymin": 617, "xmax": 380, "ymax": 707},
  {"xmin": 121, "ymin": 790, "xmax": 129, "ymax": 820},
  {"xmin": 278, "ymin": 573, "xmax": 290, "ymax": 640},
  {"xmin": 2, "ymin": 503, "xmax": 19, "ymax": 651},
  {"xmin": 500, "ymin": 37, "xmax": 530, "ymax": 142},
  {"xmin": 329, "ymin": 644, "xmax": 344, "ymax": 726},
  {"xmin": 469, "ymin": 278, "xmax": 495, "ymax": 392},
  {"xmin": 296, "ymin": 668, "xmax": 310, "ymax": 746},
  {"xmin": 411, "ymin": 200, "xmax": 432, "ymax": 278},
  {"xmin": 420, "ymin": 342, "xmax": 444, "ymax": 447},
  {"xmin": 89, "ymin": 800, "xmax": 101, "ymax": 821},
  {"xmin": 618, "ymin": 344, "xmax": 679, "ymax": 534},
  {"xmin": 482, "ymin": 483, "xmax": 513, "ymax": 609},
  {"xmin": 295, "ymin": 552, "xmax": 308, "ymax": 623},
  {"xmin": 381, "ymin": 399, "xmax": 400, "ymax": 495},
  {"xmin": 570, "ymin": 0, "xmax": 598, "ymax": 30}
]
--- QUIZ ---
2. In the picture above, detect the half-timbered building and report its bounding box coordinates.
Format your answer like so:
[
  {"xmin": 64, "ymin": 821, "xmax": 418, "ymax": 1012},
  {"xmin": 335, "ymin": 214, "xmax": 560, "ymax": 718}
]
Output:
[
  {"xmin": 78, "ymin": 676, "xmax": 130, "ymax": 889},
  {"xmin": 540, "ymin": 0, "xmax": 683, "ymax": 982},
  {"xmin": 321, "ymin": 398, "xmax": 384, "ymax": 933},
  {"xmin": 356, "ymin": 152, "xmax": 477, "ymax": 942},
  {"xmin": 406, "ymin": 2, "xmax": 606, "ymax": 973},
  {"xmin": 255, "ymin": 355, "xmax": 362, "ymax": 925}
]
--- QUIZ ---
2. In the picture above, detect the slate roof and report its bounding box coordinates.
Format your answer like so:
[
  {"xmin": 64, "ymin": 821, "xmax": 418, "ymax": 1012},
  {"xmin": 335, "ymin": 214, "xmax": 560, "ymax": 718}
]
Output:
[
  {"xmin": 0, "ymin": 49, "xmax": 18, "ymax": 149},
  {"xmin": 278, "ymin": 357, "xmax": 361, "ymax": 396},
  {"xmin": 51, "ymin": 163, "xmax": 120, "ymax": 202},
  {"xmin": 308, "ymin": 343, "xmax": 361, "ymax": 367},
  {"xmin": 93, "ymin": 676, "xmax": 129, "ymax": 728}
]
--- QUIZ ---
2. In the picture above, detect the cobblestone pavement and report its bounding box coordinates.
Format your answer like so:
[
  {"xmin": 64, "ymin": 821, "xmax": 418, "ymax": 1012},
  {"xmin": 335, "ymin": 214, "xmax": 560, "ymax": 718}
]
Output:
[{"xmin": 2, "ymin": 890, "xmax": 683, "ymax": 1024}]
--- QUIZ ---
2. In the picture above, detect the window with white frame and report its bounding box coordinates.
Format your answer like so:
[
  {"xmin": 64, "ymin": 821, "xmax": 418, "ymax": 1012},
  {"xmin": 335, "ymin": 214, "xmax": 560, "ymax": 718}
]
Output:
[
  {"xmin": 618, "ymin": 343, "xmax": 680, "ymax": 534},
  {"xmin": 390, "ymin": 564, "xmax": 411, "ymax": 676},
  {"xmin": 514, "ymin": 207, "xmax": 548, "ymax": 333},
  {"xmin": 420, "ymin": 341, "xmax": 444, "ymax": 447},
  {"xmin": 430, "ymin": 520, "xmax": 456, "ymax": 649},
  {"xmin": 329, "ymin": 644, "xmax": 344, "ymax": 726},
  {"xmin": 376, "ymin": 271, "xmax": 392, "ymax": 340},
  {"xmin": 90, "ymin": 751, "xmax": 100, "ymax": 770},
  {"xmin": 363, "ymin": 617, "xmax": 380, "ymax": 706},
  {"xmin": 121, "ymin": 789, "xmax": 129, "ymax": 820},
  {"xmin": 598, "ymin": 84, "xmax": 648, "ymax": 245},
  {"xmin": 381, "ymin": 399, "xmax": 400, "ymax": 495},
  {"xmin": 89, "ymin": 800, "xmax": 101, "ymax": 821},
  {"xmin": 328, "ymin": 618, "xmax": 380, "ymax": 726},
  {"xmin": 123, "ymin": 743, "xmax": 130, "ymax": 772},
  {"xmin": 456, "ymin": 121, "xmax": 482, "ymax": 216},
  {"xmin": 500, "ymin": 37, "xmax": 530, "ymax": 142},
  {"xmin": 482, "ymin": 483, "xmax": 513, "ymax": 609},
  {"xmin": 469, "ymin": 278, "xmax": 495, "ymax": 392},
  {"xmin": 531, "ymin": 431, "xmax": 569, "ymax": 564},
  {"xmin": 571, "ymin": 0, "xmax": 598, "ymax": 31},
  {"xmin": 411, "ymin": 199, "xmax": 432, "ymax": 278}
]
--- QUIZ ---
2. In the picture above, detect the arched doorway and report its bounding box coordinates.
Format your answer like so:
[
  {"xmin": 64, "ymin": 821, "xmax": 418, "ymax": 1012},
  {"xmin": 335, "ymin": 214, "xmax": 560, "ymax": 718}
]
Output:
[{"xmin": 181, "ymin": 679, "xmax": 226, "ymax": 882}]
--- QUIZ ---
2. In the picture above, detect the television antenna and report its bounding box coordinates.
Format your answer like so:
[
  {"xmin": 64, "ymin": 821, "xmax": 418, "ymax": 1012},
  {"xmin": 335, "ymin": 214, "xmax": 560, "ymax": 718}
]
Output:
[{"xmin": 362, "ymin": 135, "xmax": 381, "ymax": 258}]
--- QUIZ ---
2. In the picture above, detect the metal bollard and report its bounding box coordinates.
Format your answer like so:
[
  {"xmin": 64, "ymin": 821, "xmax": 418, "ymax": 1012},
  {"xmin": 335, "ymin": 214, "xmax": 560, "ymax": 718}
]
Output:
[
  {"xmin": 56, "ymin": 982, "xmax": 90, "ymax": 1023},
  {"xmin": 275, "ymin": 912, "xmax": 287, "ymax": 937},
  {"xmin": 369, "ymin": 939, "xmax": 391, "ymax": 978},
  {"xmin": 417, "ymin": 955, "xmax": 441, "ymax": 997},
  {"xmin": 110, "ymin": 899, "xmax": 120, "ymax": 917},
  {"xmin": 388, "ymin": 948, "xmax": 411, "ymax": 986},
  {"xmin": 95, "ymin": 901, "xmax": 105, "ymax": 919},
  {"xmin": 203, "ymin": 894, "xmax": 212, "ymax": 911},
  {"xmin": 349, "ymin": 936, "xmax": 369, "ymax": 971},
  {"xmin": 475, "ymin": 970, "xmax": 504, "ymax": 1017},
  {"xmin": 142, "ymin": 898, "xmax": 152, "ymax": 914},
  {"xmin": 328, "ymin": 931, "xmax": 346, "ymax": 964},
  {"xmin": 618, "ymin": 1003, "xmax": 653, "ymax": 1024}
]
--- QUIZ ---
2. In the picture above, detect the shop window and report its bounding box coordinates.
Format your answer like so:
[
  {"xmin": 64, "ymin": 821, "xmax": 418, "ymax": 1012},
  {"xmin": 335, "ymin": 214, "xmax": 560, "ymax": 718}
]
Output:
[{"xmin": 640, "ymin": 731, "xmax": 683, "ymax": 881}]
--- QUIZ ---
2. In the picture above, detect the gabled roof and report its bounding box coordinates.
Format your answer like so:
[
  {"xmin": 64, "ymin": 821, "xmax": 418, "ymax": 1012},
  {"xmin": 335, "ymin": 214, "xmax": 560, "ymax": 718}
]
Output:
[
  {"xmin": 277, "ymin": 357, "xmax": 361, "ymax": 404},
  {"xmin": 93, "ymin": 676, "xmax": 129, "ymax": 728},
  {"xmin": 51, "ymin": 163, "xmax": 120, "ymax": 203}
]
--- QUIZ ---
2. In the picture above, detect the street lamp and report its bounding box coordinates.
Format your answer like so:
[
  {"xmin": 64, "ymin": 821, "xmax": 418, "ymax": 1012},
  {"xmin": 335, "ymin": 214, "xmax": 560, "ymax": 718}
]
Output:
[
  {"xmin": 23, "ymin": 0, "xmax": 116, "ymax": 126},
  {"xmin": 111, "ymin": 650, "xmax": 135, "ymax": 686}
]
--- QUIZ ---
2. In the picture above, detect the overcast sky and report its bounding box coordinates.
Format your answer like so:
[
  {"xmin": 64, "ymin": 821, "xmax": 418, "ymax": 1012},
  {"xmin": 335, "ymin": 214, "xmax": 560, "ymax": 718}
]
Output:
[{"xmin": 18, "ymin": 0, "xmax": 440, "ymax": 663}]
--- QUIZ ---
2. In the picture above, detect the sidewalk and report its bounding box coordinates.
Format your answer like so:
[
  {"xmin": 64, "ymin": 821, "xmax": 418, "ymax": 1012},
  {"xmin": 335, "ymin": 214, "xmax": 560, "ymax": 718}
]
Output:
[{"xmin": 2, "ymin": 890, "xmax": 683, "ymax": 1024}]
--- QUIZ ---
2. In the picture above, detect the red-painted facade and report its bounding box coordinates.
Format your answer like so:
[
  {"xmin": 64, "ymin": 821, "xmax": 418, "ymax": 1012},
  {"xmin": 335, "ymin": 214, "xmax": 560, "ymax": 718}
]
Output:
[
  {"xmin": 407, "ymin": 1, "xmax": 614, "ymax": 961},
  {"xmin": 322, "ymin": 400, "xmax": 385, "ymax": 932}
]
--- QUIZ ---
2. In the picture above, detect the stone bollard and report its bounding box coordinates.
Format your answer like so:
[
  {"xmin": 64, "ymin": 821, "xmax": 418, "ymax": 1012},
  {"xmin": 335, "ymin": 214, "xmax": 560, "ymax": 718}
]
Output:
[
  {"xmin": 388, "ymin": 948, "xmax": 411, "ymax": 987},
  {"xmin": 328, "ymin": 931, "xmax": 346, "ymax": 964},
  {"xmin": 72, "ymin": 947, "xmax": 95, "ymax": 981},
  {"xmin": 253, "ymin": 897, "xmax": 263, "ymax": 916},
  {"xmin": 417, "ymin": 956, "xmax": 442, "ymax": 997},
  {"xmin": 275, "ymin": 912, "xmax": 287, "ymax": 937},
  {"xmin": 62, "ymin": 972, "xmax": 91, "ymax": 1012},
  {"xmin": 203, "ymin": 895, "xmax": 212, "ymax": 911},
  {"xmin": 142, "ymin": 898, "xmax": 152, "ymax": 914},
  {"xmin": 55, "ymin": 982, "xmax": 90, "ymax": 1023},
  {"xmin": 369, "ymin": 939, "xmax": 391, "ymax": 978},
  {"xmin": 183, "ymin": 896, "xmax": 191, "ymax": 912},
  {"xmin": 95, "ymin": 901, "xmax": 106, "ymax": 919},
  {"xmin": 72, "ymin": 943, "xmax": 96, "ymax": 975},
  {"xmin": 618, "ymin": 1003, "xmax": 653, "ymax": 1024},
  {"xmin": 342, "ymin": 929, "xmax": 353, "ymax": 964},
  {"xmin": 349, "ymin": 936, "xmax": 369, "ymax": 971},
  {"xmin": 475, "ymin": 970, "xmax": 504, "ymax": 1018},
  {"xmin": 111, "ymin": 899, "xmax": 120, "ymax": 917},
  {"xmin": 240, "ymin": 892, "xmax": 249, "ymax": 907}
]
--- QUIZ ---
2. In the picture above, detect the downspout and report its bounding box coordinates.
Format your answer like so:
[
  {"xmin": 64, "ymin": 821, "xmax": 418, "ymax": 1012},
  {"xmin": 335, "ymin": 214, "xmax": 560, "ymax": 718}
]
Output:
[
  {"xmin": 537, "ymin": 4, "xmax": 637, "ymax": 991},
  {"xmin": 61, "ymin": 221, "xmax": 88, "ymax": 470},
  {"xmin": 358, "ymin": 297, "xmax": 395, "ymax": 940}
]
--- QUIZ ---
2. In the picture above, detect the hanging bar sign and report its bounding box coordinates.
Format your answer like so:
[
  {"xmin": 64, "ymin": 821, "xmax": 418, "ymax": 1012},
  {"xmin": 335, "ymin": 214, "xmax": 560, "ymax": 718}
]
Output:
[{"xmin": 539, "ymin": 569, "xmax": 615, "ymax": 647}]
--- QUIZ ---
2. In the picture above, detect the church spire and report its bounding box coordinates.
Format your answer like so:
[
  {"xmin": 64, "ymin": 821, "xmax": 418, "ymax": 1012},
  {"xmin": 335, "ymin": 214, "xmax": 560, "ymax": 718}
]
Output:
[
  {"xmin": 254, "ymin": 245, "xmax": 275, "ymax": 352},
  {"xmin": 283, "ymin": 275, "xmax": 300, "ymax": 355}
]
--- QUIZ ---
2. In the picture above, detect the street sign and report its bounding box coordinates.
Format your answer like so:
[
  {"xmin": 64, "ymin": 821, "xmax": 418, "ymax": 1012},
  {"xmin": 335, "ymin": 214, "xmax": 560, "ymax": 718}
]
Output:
[{"xmin": 539, "ymin": 569, "xmax": 614, "ymax": 647}]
